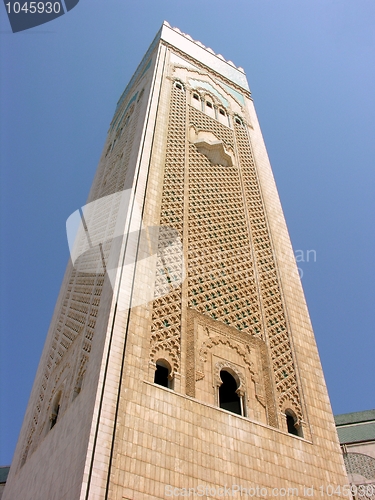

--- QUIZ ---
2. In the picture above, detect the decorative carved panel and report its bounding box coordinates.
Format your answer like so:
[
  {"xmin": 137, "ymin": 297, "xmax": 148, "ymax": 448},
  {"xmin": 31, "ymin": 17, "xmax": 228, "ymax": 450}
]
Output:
[
  {"xmin": 150, "ymin": 73, "xmax": 306, "ymax": 430},
  {"xmin": 234, "ymin": 120, "xmax": 304, "ymax": 423},
  {"xmin": 150, "ymin": 84, "xmax": 186, "ymax": 374},
  {"xmin": 21, "ymin": 86, "xmax": 145, "ymax": 467}
]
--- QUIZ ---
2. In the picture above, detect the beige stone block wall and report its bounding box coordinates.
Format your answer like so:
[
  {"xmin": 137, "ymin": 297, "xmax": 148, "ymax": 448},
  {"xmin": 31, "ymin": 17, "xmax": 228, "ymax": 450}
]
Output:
[
  {"xmin": 109, "ymin": 363, "xmax": 348, "ymax": 499},
  {"xmin": 2, "ymin": 275, "xmax": 116, "ymax": 500},
  {"xmin": 3, "ymin": 31, "xmax": 349, "ymax": 500},
  {"xmin": 2, "ymin": 44, "xmax": 163, "ymax": 500},
  {"xmin": 106, "ymin": 45, "xmax": 349, "ymax": 500},
  {"xmin": 245, "ymin": 95, "xmax": 344, "ymax": 450}
]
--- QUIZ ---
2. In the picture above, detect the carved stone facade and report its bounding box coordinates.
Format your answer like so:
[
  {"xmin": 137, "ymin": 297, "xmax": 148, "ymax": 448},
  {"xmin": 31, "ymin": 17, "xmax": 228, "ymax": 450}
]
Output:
[
  {"xmin": 18, "ymin": 66, "xmax": 146, "ymax": 469},
  {"xmin": 149, "ymin": 65, "xmax": 307, "ymax": 435},
  {"xmin": 186, "ymin": 309, "xmax": 276, "ymax": 425},
  {"xmin": 4, "ymin": 22, "xmax": 348, "ymax": 500}
]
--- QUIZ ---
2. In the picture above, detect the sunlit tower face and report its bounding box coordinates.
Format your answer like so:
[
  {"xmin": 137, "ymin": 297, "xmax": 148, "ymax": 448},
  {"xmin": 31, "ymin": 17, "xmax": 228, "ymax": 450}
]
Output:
[{"xmin": 3, "ymin": 22, "xmax": 348, "ymax": 500}]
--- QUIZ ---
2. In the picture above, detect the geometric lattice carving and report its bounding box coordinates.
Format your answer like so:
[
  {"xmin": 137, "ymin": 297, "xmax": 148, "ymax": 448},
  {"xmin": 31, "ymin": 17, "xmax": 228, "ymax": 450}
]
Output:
[
  {"xmin": 187, "ymin": 108, "xmax": 262, "ymax": 338},
  {"xmin": 344, "ymin": 453, "xmax": 375, "ymax": 480},
  {"xmin": 234, "ymin": 120, "xmax": 303, "ymax": 422},
  {"xmin": 72, "ymin": 354, "xmax": 89, "ymax": 400},
  {"xmin": 21, "ymin": 88, "xmax": 144, "ymax": 468},
  {"xmin": 150, "ymin": 83, "xmax": 305, "ymax": 430},
  {"xmin": 150, "ymin": 84, "xmax": 186, "ymax": 374}
]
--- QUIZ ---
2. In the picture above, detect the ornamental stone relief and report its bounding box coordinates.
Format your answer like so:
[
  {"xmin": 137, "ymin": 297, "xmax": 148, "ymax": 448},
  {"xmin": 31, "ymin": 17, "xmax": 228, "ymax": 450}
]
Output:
[
  {"xmin": 150, "ymin": 84, "xmax": 186, "ymax": 376},
  {"xmin": 214, "ymin": 360, "xmax": 246, "ymax": 397},
  {"xmin": 185, "ymin": 309, "xmax": 277, "ymax": 426},
  {"xmin": 149, "ymin": 71, "xmax": 306, "ymax": 431},
  {"xmin": 21, "ymin": 81, "xmax": 146, "ymax": 468}
]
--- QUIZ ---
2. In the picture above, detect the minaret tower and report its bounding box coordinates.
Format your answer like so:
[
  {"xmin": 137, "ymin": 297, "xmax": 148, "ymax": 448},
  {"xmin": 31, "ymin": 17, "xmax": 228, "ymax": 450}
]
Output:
[{"xmin": 4, "ymin": 22, "xmax": 348, "ymax": 500}]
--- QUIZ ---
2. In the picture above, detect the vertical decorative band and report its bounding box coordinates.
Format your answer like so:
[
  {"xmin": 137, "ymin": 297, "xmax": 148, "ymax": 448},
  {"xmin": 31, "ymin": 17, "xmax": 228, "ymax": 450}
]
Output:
[
  {"xmin": 20, "ymin": 88, "xmax": 143, "ymax": 467},
  {"xmin": 150, "ymin": 84, "xmax": 186, "ymax": 376},
  {"xmin": 187, "ymin": 106, "xmax": 262, "ymax": 336},
  {"xmin": 234, "ymin": 121, "xmax": 303, "ymax": 423}
]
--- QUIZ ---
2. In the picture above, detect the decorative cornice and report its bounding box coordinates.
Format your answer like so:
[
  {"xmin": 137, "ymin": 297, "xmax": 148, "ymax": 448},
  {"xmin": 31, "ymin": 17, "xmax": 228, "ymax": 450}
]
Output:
[{"xmin": 163, "ymin": 21, "xmax": 245, "ymax": 74}]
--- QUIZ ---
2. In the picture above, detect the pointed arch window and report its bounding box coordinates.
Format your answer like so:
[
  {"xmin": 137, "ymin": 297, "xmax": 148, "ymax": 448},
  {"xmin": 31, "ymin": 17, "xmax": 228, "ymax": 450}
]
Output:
[
  {"xmin": 285, "ymin": 409, "xmax": 303, "ymax": 437},
  {"xmin": 50, "ymin": 392, "xmax": 62, "ymax": 430},
  {"xmin": 154, "ymin": 359, "xmax": 173, "ymax": 389},
  {"xmin": 234, "ymin": 115, "xmax": 244, "ymax": 127},
  {"xmin": 219, "ymin": 370, "xmax": 243, "ymax": 416},
  {"xmin": 174, "ymin": 81, "xmax": 185, "ymax": 91},
  {"xmin": 204, "ymin": 98, "xmax": 215, "ymax": 119}
]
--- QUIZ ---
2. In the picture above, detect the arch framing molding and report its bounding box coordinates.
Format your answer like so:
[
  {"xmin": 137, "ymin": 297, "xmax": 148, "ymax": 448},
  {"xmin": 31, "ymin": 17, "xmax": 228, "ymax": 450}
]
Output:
[{"xmin": 214, "ymin": 360, "xmax": 246, "ymax": 397}]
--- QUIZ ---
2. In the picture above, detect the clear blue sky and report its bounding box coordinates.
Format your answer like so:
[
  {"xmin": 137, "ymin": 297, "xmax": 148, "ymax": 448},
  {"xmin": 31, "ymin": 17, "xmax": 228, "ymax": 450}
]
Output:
[{"xmin": 1, "ymin": 1, "xmax": 374, "ymax": 466}]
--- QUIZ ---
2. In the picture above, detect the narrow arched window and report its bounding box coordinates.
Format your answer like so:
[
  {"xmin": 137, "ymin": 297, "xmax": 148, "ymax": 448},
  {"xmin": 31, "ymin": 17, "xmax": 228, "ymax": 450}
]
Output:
[
  {"xmin": 217, "ymin": 107, "xmax": 228, "ymax": 127},
  {"xmin": 205, "ymin": 99, "xmax": 215, "ymax": 119},
  {"xmin": 137, "ymin": 88, "xmax": 144, "ymax": 102},
  {"xmin": 219, "ymin": 370, "xmax": 242, "ymax": 415},
  {"xmin": 154, "ymin": 360, "xmax": 173, "ymax": 389},
  {"xmin": 191, "ymin": 92, "xmax": 202, "ymax": 111},
  {"xmin": 174, "ymin": 81, "xmax": 184, "ymax": 91},
  {"xmin": 234, "ymin": 115, "xmax": 244, "ymax": 127},
  {"xmin": 285, "ymin": 410, "xmax": 302, "ymax": 437},
  {"xmin": 50, "ymin": 392, "xmax": 61, "ymax": 430}
]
